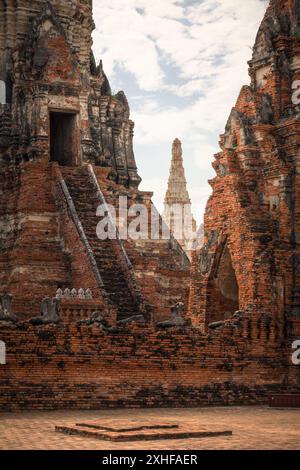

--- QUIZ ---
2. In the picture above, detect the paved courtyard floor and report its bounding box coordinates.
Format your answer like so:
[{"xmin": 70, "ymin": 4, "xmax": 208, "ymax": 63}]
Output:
[{"xmin": 0, "ymin": 406, "xmax": 299, "ymax": 450}]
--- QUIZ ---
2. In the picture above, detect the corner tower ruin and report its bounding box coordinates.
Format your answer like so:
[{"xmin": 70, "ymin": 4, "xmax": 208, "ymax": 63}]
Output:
[
  {"xmin": 0, "ymin": 0, "xmax": 140, "ymax": 186},
  {"xmin": 189, "ymin": 0, "xmax": 300, "ymax": 341}
]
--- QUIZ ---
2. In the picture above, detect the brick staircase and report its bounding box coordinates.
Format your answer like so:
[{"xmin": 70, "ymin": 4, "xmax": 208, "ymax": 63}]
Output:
[
  {"xmin": 99, "ymin": 181, "xmax": 191, "ymax": 322},
  {"xmin": 61, "ymin": 167, "xmax": 141, "ymax": 321}
]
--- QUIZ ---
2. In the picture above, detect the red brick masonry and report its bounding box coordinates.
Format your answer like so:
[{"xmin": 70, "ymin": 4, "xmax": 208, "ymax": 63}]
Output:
[{"xmin": 0, "ymin": 317, "xmax": 299, "ymax": 411}]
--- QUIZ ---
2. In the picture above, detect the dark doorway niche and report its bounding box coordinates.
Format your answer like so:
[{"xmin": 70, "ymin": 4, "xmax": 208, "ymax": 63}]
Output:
[
  {"xmin": 50, "ymin": 111, "xmax": 77, "ymax": 166},
  {"xmin": 206, "ymin": 243, "xmax": 239, "ymax": 324}
]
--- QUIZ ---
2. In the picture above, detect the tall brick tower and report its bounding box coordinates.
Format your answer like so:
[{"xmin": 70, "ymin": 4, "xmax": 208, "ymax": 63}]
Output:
[
  {"xmin": 0, "ymin": 0, "xmax": 190, "ymax": 320},
  {"xmin": 0, "ymin": 0, "xmax": 141, "ymax": 185},
  {"xmin": 163, "ymin": 138, "xmax": 197, "ymax": 258},
  {"xmin": 189, "ymin": 0, "xmax": 300, "ymax": 343}
]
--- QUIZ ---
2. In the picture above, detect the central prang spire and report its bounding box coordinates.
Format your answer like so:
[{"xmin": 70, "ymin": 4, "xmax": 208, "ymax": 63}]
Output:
[
  {"xmin": 163, "ymin": 138, "xmax": 197, "ymax": 259},
  {"xmin": 164, "ymin": 138, "xmax": 191, "ymax": 206}
]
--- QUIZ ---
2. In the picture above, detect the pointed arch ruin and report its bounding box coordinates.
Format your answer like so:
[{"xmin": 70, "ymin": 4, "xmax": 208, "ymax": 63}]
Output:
[{"xmin": 206, "ymin": 239, "xmax": 239, "ymax": 325}]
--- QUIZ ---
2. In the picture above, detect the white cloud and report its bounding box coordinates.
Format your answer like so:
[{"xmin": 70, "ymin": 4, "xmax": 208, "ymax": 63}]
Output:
[{"xmin": 92, "ymin": 0, "xmax": 268, "ymax": 223}]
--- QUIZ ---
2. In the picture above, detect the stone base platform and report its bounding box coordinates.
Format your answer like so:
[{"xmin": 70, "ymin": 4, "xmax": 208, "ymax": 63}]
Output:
[{"xmin": 55, "ymin": 419, "xmax": 232, "ymax": 442}]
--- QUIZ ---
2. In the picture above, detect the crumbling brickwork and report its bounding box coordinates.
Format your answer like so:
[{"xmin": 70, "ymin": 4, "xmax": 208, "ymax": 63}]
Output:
[
  {"xmin": 0, "ymin": 0, "xmax": 299, "ymax": 411},
  {"xmin": 189, "ymin": 0, "xmax": 300, "ymax": 341},
  {"xmin": 0, "ymin": 316, "xmax": 298, "ymax": 411}
]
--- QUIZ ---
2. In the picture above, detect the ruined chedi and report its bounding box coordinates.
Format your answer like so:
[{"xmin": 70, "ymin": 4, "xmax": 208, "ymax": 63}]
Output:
[
  {"xmin": 0, "ymin": 0, "xmax": 190, "ymax": 321},
  {"xmin": 163, "ymin": 138, "xmax": 197, "ymax": 258},
  {"xmin": 189, "ymin": 0, "xmax": 300, "ymax": 346}
]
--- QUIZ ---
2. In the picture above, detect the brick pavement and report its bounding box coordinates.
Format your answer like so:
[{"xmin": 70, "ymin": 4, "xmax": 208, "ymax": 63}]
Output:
[{"xmin": 0, "ymin": 406, "xmax": 299, "ymax": 450}]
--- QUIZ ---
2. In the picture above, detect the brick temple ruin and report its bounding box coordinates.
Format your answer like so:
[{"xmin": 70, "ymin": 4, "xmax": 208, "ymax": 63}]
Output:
[
  {"xmin": 0, "ymin": 0, "xmax": 190, "ymax": 324},
  {"xmin": 0, "ymin": 0, "xmax": 299, "ymax": 410}
]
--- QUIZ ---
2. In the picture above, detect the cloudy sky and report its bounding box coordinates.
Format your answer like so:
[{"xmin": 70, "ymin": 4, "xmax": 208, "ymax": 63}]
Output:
[{"xmin": 92, "ymin": 0, "xmax": 268, "ymax": 224}]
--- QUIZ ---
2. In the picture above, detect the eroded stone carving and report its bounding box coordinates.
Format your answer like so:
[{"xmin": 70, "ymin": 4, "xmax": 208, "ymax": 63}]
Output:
[
  {"xmin": 56, "ymin": 288, "xmax": 93, "ymax": 300},
  {"xmin": 31, "ymin": 298, "xmax": 60, "ymax": 325},
  {"xmin": 64, "ymin": 288, "xmax": 71, "ymax": 299},
  {"xmin": 78, "ymin": 288, "xmax": 85, "ymax": 299},
  {"xmin": 85, "ymin": 289, "xmax": 93, "ymax": 300},
  {"xmin": 71, "ymin": 288, "xmax": 77, "ymax": 298},
  {"xmin": 55, "ymin": 288, "xmax": 63, "ymax": 300},
  {"xmin": 156, "ymin": 302, "xmax": 187, "ymax": 329},
  {"xmin": 78, "ymin": 310, "xmax": 125, "ymax": 333},
  {"xmin": 78, "ymin": 310, "xmax": 108, "ymax": 327},
  {"xmin": 117, "ymin": 315, "xmax": 147, "ymax": 326},
  {"xmin": 0, "ymin": 294, "xmax": 18, "ymax": 322}
]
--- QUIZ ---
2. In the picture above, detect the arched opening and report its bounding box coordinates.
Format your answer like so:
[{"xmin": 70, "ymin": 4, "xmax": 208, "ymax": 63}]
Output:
[
  {"xmin": 0, "ymin": 80, "xmax": 5, "ymax": 104},
  {"xmin": 206, "ymin": 242, "xmax": 239, "ymax": 324}
]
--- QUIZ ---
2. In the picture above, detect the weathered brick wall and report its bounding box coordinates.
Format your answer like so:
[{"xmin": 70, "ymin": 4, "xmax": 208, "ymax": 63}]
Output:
[
  {"xmin": 0, "ymin": 318, "xmax": 298, "ymax": 411},
  {"xmin": 0, "ymin": 160, "xmax": 72, "ymax": 318}
]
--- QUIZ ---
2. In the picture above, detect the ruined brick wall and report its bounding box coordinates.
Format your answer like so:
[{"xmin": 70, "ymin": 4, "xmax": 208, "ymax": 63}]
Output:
[
  {"xmin": 0, "ymin": 316, "xmax": 298, "ymax": 411},
  {"xmin": 189, "ymin": 0, "xmax": 300, "ymax": 335},
  {"xmin": 0, "ymin": 160, "xmax": 73, "ymax": 317},
  {"xmin": 0, "ymin": 160, "xmax": 116, "ymax": 320}
]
